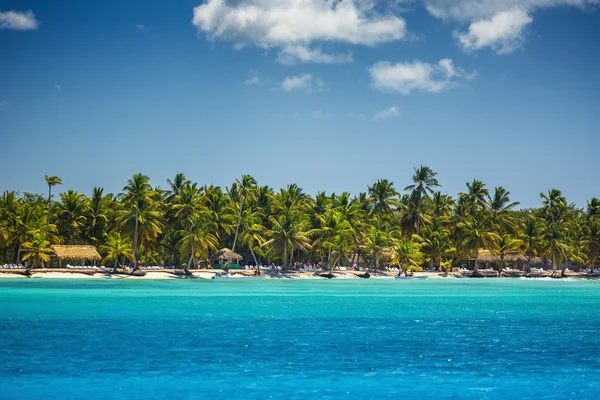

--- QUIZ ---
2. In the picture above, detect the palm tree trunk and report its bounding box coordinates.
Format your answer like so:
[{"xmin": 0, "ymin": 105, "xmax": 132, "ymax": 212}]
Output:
[
  {"xmin": 473, "ymin": 251, "xmax": 479, "ymax": 273},
  {"xmin": 45, "ymin": 185, "xmax": 51, "ymax": 237},
  {"xmin": 249, "ymin": 246, "xmax": 260, "ymax": 274},
  {"xmin": 133, "ymin": 202, "xmax": 139, "ymax": 271},
  {"xmin": 552, "ymin": 252, "xmax": 557, "ymax": 276},
  {"xmin": 283, "ymin": 244, "xmax": 287, "ymax": 271},
  {"xmin": 231, "ymin": 197, "xmax": 244, "ymax": 253}
]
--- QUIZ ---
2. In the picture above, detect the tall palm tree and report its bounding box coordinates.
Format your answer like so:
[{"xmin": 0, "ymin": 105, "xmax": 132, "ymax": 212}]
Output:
[
  {"xmin": 121, "ymin": 173, "xmax": 153, "ymax": 269},
  {"xmin": 404, "ymin": 166, "xmax": 440, "ymax": 235},
  {"xmin": 58, "ymin": 190, "xmax": 89, "ymax": 244},
  {"xmin": 45, "ymin": 175, "xmax": 62, "ymax": 236},
  {"xmin": 367, "ymin": 179, "xmax": 399, "ymax": 218},
  {"xmin": 460, "ymin": 179, "xmax": 489, "ymax": 214},
  {"xmin": 230, "ymin": 174, "xmax": 257, "ymax": 253},
  {"xmin": 539, "ymin": 189, "xmax": 568, "ymax": 274},
  {"xmin": 87, "ymin": 187, "xmax": 110, "ymax": 245},
  {"xmin": 203, "ymin": 185, "xmax": 236, "ymax": 248},
  {"xmin": 488, "ymin": 187, "xmax": 520, "ymax": 233}
]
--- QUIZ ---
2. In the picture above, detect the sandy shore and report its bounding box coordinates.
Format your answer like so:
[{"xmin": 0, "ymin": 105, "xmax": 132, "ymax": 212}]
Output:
[{"xmin": 0, "ymin": 269, "xmax": 592, "ymax": 280}]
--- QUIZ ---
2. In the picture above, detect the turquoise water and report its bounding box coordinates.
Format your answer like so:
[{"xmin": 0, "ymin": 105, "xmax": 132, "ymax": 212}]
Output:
[{"xmin": 1, "ymin": 278, "xmax": 599, "ymax": 399}]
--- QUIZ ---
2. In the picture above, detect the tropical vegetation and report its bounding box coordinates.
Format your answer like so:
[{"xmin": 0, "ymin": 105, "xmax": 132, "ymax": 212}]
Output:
[{"xmin": 0, "ymin": 169, "xmax": 598, "ymax": 276}]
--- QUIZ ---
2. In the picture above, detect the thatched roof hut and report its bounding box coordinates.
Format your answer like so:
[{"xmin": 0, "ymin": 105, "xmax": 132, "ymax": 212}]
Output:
[
  {"xmin": 51, "ymin": 245, "xmax": 101, "ymax": 261},
  {"xmin": 476, "ymin": 250, "xmax": 527, "ymax": 263},
  {"xmin": 210, "ymin": 248, "xmax": 243, "ymax": 264}
]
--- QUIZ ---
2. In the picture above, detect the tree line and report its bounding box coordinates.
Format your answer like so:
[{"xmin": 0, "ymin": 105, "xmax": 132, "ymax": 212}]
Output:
[{"xmin": 0, "ymin": 168, "xmax": 598, "ymax": 276}]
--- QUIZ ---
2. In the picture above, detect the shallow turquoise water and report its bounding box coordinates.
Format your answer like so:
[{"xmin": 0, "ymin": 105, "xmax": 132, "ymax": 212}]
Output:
[{"xmin": 1, "ymin": 278, "xmax": 599, "ymax": 399}]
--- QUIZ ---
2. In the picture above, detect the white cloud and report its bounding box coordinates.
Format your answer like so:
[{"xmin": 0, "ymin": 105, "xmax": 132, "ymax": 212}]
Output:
[
  {"xmin": 312, "ymin": 110, "xmax": 331, "ymax": 119},
  {"xmin": 280, "ymin": 73, "xmax": 313, "ymax": 92},
  {"xmin": 0, "ymin": 10, "xmax": 38, "ymax": 30},
  {"xmin": 457, "ymin": 8, "xmax": 533, "ymax": 53},
  {"xmin": 424, "ymin": 0, "xmax": 600, "ymax": 21},
  {"xmin": 373, "ymin": 106, "xmax": 399, "ymax": 121},
  {"xmin": 277, "ymin": 45, "xmax": 353, "ymax": 65},
  {"xmin": 192, "ymin": 0, "xmax": 406, "ymax": 63},
  {"xmin": 245, "ymin": 76, "xmax": 261, "ymax": 85},
  {"xmin": 0, "ymin": 100, "xmax": 6, "ymax": 107},
  {"xmin": 369, "ymin": 58, "xmax": 474, "ymax": 95},
  {"xmin": 55, "ymin": 84, "xmax": 61, "ymax": 90},
  {"xmin": 136, "ymin": 24, "xmax": 147, "ymax": 31}
]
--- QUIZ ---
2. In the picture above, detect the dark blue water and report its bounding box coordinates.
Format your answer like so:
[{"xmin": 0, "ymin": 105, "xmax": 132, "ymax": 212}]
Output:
[{"xmin": 1, "ymin": 278, "xmax": 599, "ymax": 399}]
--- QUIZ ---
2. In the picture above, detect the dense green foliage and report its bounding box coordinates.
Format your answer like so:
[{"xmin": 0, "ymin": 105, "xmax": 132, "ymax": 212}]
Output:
[{"xmin": 1, "ymin": 168, "xmax": 598, "ymax": 274}]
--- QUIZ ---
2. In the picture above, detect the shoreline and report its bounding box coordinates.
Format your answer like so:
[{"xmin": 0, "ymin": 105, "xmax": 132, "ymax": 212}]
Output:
[{"xmin": 0, "ymin": 269, "xmax": 596, "ymax": 280}]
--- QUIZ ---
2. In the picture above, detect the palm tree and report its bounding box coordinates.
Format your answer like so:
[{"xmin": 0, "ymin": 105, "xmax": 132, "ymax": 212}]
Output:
[
  {"xmin": 456, "ymin": 215, "xmax": 500, "ymax": 274},
  {"xmin": 237, "ymin": 208, "xmax": 266, "ymax": 272},
  {"xmin": 177, "ymin": 217, "xmax": 218, "ymax": 274},
  {"xmin": 539, "ymin": 189, "xmax": 568, "ymax": 274},
  {"xmin": 262, "ymin": 212, "xmax": 311, "ymax": 270},
  {"xmin": 496, "ymin": 234, "xmax": 523, "ymax": 273},
  {"xmin": 100, "ymin": 231, "xmax": 132, "ymax": 272},
  {"xmin": 58, "ymin": 190, "xmax": 89, "ymax": 244},
  {"xmin": 45, "ymin": 175, "xmax": 62, "ymax": 236},
  {"xmin": 203, "ymin": 185, "xmax": 236, "ymax": 248},
  {"xmin": 488, "ymin": 187, "xmax": 520, "ymax": 233},
  {"xmin": 418, "ymin": 228, "xmax": 454, "ymax": 271},
  {"xmin": 404, "ymin": 166, "xmax": 440, "ymax": 234},
  {"xmin": 582, "ymin": 218, "xmax": 600, "ymax": 270},
  {"xmin": 519, "ymin": 216, "xmax": 542, "ymax": 271},
  {"xmin": 393, "ymin": 238, "xmax": 423, "ymax": 275},
  {"xmin": 460, "ymin": 179, "xmax": 489, "ymax": 214},
  {"xmin": 121, "ymin": 173, "xmax": 153, "ymax": 269},
  {"xmin": 87, "ymin": 187, "xmax": 110, "ymax": 245},
  {"xmin": 540, "ymin": 189, "xmax": 567, "ymax": 225},
  {"xmin": 21, "ymin": 233, "xmax": 53, "ymax": 269},
  {"xmin": 368, "ymin": 179, "xmax": 399, "ymax": 218},
  {"xmin": 542, "ymin": 222, "xmax": 572, "ymax": 276},
  {"xmin": 230, "ymin": 174, "xmax": 257, "ymax": 253},
  {"xmin": 362, "ymin": 224, "xmax": 392, "ymax": 271}
]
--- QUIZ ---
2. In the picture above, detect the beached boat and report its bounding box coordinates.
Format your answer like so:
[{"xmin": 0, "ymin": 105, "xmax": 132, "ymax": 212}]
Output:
[
  {"xmin": 395, "ymin": 274, "xmax": 427, "ymax": 280},
  {"xmin": 211, "ymin": 273, "xmax": 232, "ymax": 279}
]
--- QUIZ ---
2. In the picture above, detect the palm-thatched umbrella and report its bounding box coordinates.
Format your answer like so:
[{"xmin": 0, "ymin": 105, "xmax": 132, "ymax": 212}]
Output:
[{"xmin": 210, "ymin": 248, "xmax": 243, "ymax": 272}]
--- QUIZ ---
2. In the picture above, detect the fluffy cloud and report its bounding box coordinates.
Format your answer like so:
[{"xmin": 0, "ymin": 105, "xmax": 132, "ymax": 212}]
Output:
[
  {"xmin": 280, "ymin": 73, "xmax": 313, "ymax": 92},
  {"xmin": 424, "ymin": 0, "xmax": 600, "ymax": 21},
  {"xmin": 0, "ymin": 10, "xmax": 38, "ymax": 30},
  {"xmin": 369, "ymin": 58, "xmax": 474, "ymax": 95},
  {"xmin": 277, "ymin": 45, "xmax": 352, "ymax": 65},
  {"xmin": 373, "ymin": 106, "xmax": 399, "ymax": 121},
  {"xmin": 457, "ymin": 8, "xmax": 532, "ymax": 53},
  {"xmin": 192, "ymin": 0, "xmax": 406, "ymax": 63}
]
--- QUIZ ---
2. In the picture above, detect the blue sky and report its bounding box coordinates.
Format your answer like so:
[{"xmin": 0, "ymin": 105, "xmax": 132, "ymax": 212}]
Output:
[{"xmin": 0, "ymin": 0, "xmax": 599, "ymax": 208}]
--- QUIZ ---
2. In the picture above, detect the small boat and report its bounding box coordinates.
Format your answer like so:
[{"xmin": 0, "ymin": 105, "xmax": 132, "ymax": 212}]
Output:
[
  {"xmin": 211, "ymin": 273, "xmax": 232, "ymax": 279},
  {"xmin": 395, "ymin": 274, "xmax": 427, "ymax": 280}
]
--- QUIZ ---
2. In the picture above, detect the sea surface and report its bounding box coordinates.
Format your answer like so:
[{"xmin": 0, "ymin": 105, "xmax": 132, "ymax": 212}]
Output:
[{"xmin": 1, "ymin": 278, "xmax": 599, "ymax": 399}]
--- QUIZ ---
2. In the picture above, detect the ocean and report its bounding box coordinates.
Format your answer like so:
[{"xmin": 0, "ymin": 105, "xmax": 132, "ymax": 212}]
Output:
[{"xmin": 0, "ymin": 278, "xmax": 599, "ymax": 399}]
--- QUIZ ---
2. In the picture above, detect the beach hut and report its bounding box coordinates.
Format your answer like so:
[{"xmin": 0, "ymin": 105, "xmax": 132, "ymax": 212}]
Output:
[
  {"xmin": 471, "ymin": 250, "xmax": 545, "ymax": 270},
  {"xmin": 50, "ymin": 245, "xmax": 101, "ymax": 268},
  {"xmin": 210, "ymin": 248, "xmax": 243, "ymax": 270}
]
